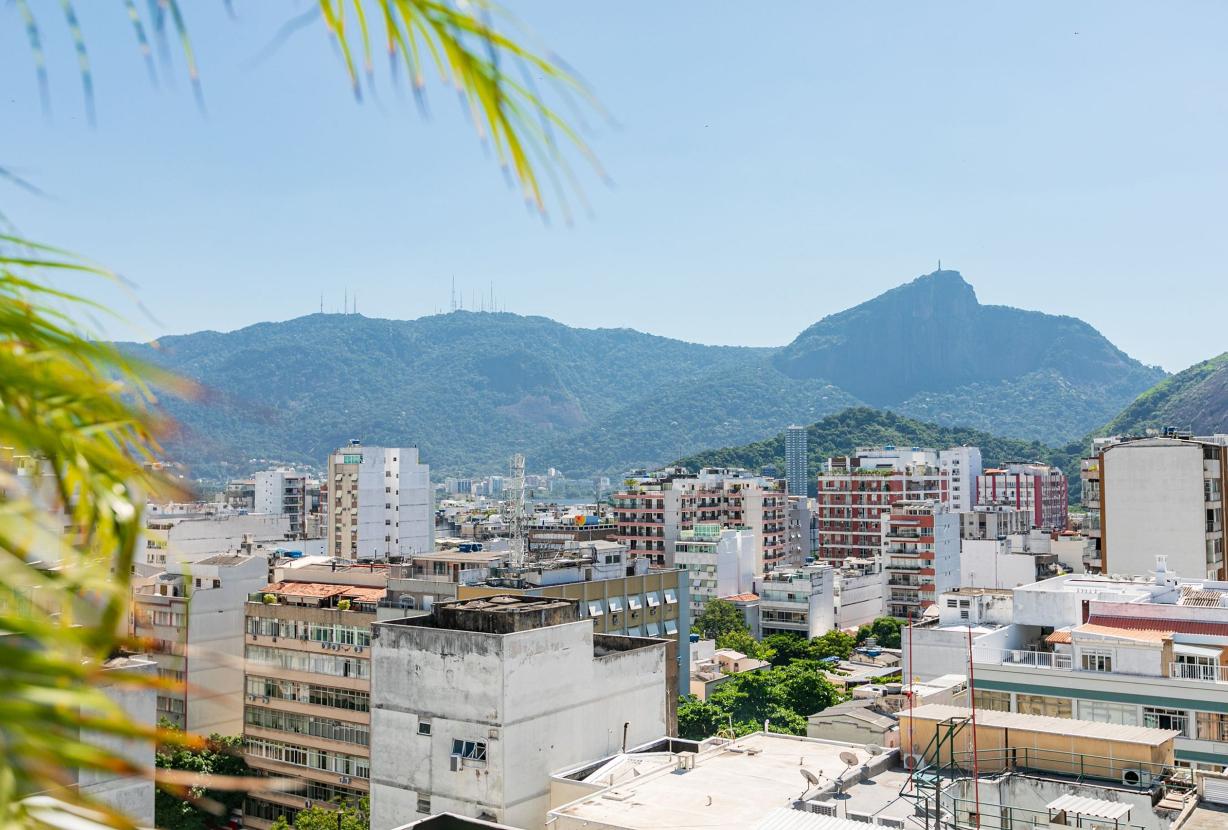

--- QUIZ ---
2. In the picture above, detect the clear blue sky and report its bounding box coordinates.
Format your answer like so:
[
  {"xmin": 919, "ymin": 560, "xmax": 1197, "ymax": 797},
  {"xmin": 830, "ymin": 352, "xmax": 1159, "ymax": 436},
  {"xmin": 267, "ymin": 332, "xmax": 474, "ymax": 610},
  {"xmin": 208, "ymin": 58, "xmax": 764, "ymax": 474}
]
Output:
[{"xmin": 3, "ymin": 2, "xmax": 1225, "ymax": 372}]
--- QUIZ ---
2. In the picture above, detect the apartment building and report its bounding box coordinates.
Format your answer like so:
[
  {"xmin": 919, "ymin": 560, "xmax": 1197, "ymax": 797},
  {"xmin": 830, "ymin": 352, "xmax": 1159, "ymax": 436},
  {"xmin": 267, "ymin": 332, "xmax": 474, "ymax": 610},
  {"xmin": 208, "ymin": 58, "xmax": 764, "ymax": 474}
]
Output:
[
  {"xmin": 672, "ymin": 523, "xmax": 755, "ymax": 615},
  {"xmin": 137, "ymin": 509, "xmax": 290, "ymax": 576},
  {"xmin": 881, "ymin": 500, "xmax": 959, "ymax": 620},
  {"xmin": 254, "ymin": 469, "xmax": 308, "ymax": 537},
  {"xmin": 132, "ymin": 553, "xmax": 267, "ymax": 734},
  {"xmin": 816, "ymin": 446, "xmax": 950, "ymax": 565},
  {"xmin": 959, "ymin": 503, "xmax": 1031, "ymax": 540},
  {"xmin": 784, "ymin": 495, "xmax": 814, "ymax": 566},
  {"xmin": 904, "ymin": 559, "xmax": 1228, "ymax": 771},
  {"xmin": 940, "ymin": 446, "xmax": 983, "ymax": 512},
  {"xmin": 975, "ymin": 461, "xmax": 1069, "ymax": 531},
  {"xmin": 785, "ymin": 424, "xmax": 808, "ymax": 497},
  {"xmin": 833, "ymin": 557, "xmax": 886, "ymax": 629},
  {"xmin": 1081, "ymin": 432, "xmax": 1227, "ymax": 579},
  {"xmin": 368, "ymin": 596, "xmax": 671, "ymax": 830},
  {"xmin": 754, "ymin": 563, "xmax": 835, "ymax": 638},
  {"xmin": 328, "ymin": 442, "xmax": 433, "ymax": 560},
  {"xmin": 960, "ymin": 530, "xmax": 1062, "ymax": 590},
  {"xmin": 612, "ymin": 467, "xmax": 787, "ymax": 572},
  {"xmin": 242, "ymin": 580, "xmax": 385, "ymax": 829}
]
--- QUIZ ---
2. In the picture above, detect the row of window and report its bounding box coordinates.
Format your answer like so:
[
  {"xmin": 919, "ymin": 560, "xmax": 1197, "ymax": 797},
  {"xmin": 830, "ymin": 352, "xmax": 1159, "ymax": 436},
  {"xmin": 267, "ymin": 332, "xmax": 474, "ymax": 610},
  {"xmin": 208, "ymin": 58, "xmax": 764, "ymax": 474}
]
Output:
[
  {"xmin": 245, "ymin": 646, "xmax": 369, "ymax": 680},
  {"xmin": 245, "ymin": 707, "xmax": 370, "ymax": 746},
  {"xmin": 245, "ymin": 737, "xmax": 370, "ymax": 778},
  {"xmin": 247, "ymin": 618, "xmax": 372, "ymax": 647},
  {"xmin": 246, "ymin": 676, "xmax": 370, "ymax": 712},
  {"xmin": 139, "ymin": 609, "xmax": 185, "ymax": 628},
  {"xmin": 157, "ymin": 695, "xmax": 185, "ymax": 714}
]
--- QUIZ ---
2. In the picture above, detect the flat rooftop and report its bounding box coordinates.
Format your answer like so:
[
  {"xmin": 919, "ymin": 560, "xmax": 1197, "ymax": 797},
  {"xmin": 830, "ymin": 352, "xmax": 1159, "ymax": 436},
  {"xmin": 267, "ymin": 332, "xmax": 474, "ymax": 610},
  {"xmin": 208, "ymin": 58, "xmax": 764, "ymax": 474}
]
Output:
[{"xmin": 550, "ymin": 733, "xmax": 903, "ymax": 830}]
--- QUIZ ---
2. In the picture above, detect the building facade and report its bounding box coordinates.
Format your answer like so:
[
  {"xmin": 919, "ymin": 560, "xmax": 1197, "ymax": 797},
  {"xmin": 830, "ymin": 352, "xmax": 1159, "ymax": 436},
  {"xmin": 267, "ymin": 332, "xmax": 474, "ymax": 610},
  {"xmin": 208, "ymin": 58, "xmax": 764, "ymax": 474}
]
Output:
[
  {"xmin": 975, "ymin": 462, "xmax": 1069, "ymax": 531},
  {"xmin": 254, "ymin": 469, "xmax": 308, "ymax": 537},
  {"xmin": 1081, "ymin": 433, "xmax": 1227, "ymax": 579},
  {"xmin": 940, "ymin": 446, "xmax": 983, "ymax": 513},
  {"xmin": 881, "ymin": 500, "xmax": 959, "ymax": 620},
  {"xmin": 328, "ymin": 442, "xmax": 433, "ymax": 560},
  {"xmin": 133, "ymin": 553, "xmax": 268, "ymax": 734},
  {"xmin": 242, "ymin": 580, "xmax": 385, "ymax": 829},
  {"xmin": 785, "ymin": 424, "xmax": 808, "ymax": 497},
  {"xmin": 672, "ymin": 523, "xmax": 755, "ymax": 616},
  {"xmin": 754, "ymin": 564, "xmax": 835, "ymax": 638},
  {"xmin": 368, "ymin": 597, "xmax": 671, "ymax": 830}
]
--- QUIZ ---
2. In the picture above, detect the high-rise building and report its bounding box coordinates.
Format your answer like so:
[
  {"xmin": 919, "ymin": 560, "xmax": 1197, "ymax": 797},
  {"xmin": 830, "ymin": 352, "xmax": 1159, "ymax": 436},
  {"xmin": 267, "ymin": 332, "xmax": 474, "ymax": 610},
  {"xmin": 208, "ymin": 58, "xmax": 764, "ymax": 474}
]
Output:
[
  {"xmin": 133, "ymin": 553, "xmax": 268, "ymax": 734},
  {"xmin": 785, "ymin": 424, "xmax": 808, "ymax": 497},
  {"xmin": 881, "ymin": 499, "xmax": 959, "ymax": 619},
  {"xmin": 754, "ymin": 564, "xmax": 835, "ymax": 637},
  {"xmin": 254, "ymin": 469, "xmax": 308, "ymax": 536},
  {"xmin": 673, "ymin": 523, "xmax": 755, "ymax": 615},
  {"xmin": 815, "ymin": 446, "xmax": 949, "ymax": 565},
  {"xmin": 975, "ymin": 461, "xmax": 1068, "ymax": 531},
  {"xmin": 368, "ymin": 596, "xmax": 672, "ymax": 830},
  {"xmin": 328, "ymin": 442, "xmax": 433, "ymax": 560},
  {"xmin": 1081, "ymin": 432, "xmax": 1226, "ymax": 579},
  {"xmin": 939, "ymin": 446, "xmax": 982, "ymax": 512},
  {"xmin": 612, "ymin": 467, "xmax": 787, "ymax": 573},
  {"xmin": 241, "ymin": 578, "xmax": 384, "ymax": 829}
]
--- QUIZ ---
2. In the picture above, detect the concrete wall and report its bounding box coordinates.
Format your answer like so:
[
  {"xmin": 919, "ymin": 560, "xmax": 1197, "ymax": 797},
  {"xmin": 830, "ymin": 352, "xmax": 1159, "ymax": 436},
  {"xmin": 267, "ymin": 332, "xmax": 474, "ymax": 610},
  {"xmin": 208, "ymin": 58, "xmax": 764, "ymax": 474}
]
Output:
[
  {"xmin": 1104, "ymin": 441, "xmax": 1210, "ymax": 579},
  {"xmin": 369, "ymin": 619, "xmax": 667, "ymax": 830},
  {"xmin": 961, "ymin": 540, "xmax": 1039, "ymax": 589},
  {"xmin": 79, "ymin": 660, "xmax": 157, "ymax": 827},
  {"xmin": 835, "ymin": 567, "xmax": 885, "ymax": 630}
]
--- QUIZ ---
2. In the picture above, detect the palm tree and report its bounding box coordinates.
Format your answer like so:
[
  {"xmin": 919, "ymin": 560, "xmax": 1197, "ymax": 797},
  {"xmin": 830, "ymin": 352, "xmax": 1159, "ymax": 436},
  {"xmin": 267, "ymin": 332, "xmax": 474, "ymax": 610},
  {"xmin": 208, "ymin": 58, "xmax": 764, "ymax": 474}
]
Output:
[{"xmin": 2, "ymin": 3, "xmax": 601, "ymax": 827}]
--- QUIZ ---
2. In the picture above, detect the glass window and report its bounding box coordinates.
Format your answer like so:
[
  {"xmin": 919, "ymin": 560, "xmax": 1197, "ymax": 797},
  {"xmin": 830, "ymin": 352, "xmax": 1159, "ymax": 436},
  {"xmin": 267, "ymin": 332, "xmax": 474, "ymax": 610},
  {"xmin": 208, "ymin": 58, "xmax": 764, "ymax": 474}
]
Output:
[
  {"xmin": 1197, "ymin": 711, "xmax": 1228, "ymax": 743},
  {"xmin": 646, "ymin": 592, "xmax": 661, "ymax": 607},
  {"xmin": 1143, "ymin": 706, "xmax": 1189, "ymax": 736},
  {"xmin": 664, "ymin": 589, "xmax": 678, "ymax": 605},
  {"xmin": 973, "ymin": 690, "xmax": 1011, "ymax": 712},
  {"xmin": 1080, "ymin": 649, "xmax": 1113, "ymax": 673},
  {"xmin": 450, "ymin": 740, "xmax": 487, "ymax": 763},
  {"xmin": 1016, "ymin": 694, "xmax": 1071, "ymax": 718},
  {"xmin": 627, "ymin": 595, "xmax": 643, "ymax": 610},
  {"xmin": 1077, "ymin": 699, "xmax": 1137, "ymax": 725},
  {"xmin": 587, "ymin": 600, "xmax": 605, "ymax": 617},
  {"xmin": 607, "ymin": 597, "xmax": 624, "ymax": 613}
]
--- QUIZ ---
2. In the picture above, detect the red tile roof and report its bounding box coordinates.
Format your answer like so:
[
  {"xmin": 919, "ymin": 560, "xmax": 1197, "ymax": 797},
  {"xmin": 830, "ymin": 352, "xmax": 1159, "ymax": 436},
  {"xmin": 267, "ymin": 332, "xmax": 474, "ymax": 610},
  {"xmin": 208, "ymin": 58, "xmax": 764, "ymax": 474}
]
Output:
[
  {"xmin": 723, "ymin": 593, "xmax": 760, "ymax": 602},
  {"xmin": 1087, "ymin": 614, "xmax": 1228, "ymax": 637}
]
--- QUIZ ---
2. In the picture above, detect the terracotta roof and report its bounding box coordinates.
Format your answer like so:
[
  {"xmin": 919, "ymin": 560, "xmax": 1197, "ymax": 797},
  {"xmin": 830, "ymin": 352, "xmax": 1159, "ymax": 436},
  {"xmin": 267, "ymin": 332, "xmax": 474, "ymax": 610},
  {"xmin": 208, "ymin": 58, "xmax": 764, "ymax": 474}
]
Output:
[
  {"xmin": 1045, "ymin": 630, "xmax": 1072, "ymax": 644},
  {"xmin": 1074, "ymin": 623, "xmax": 1171, "ymax": 643},
  {"xmin": 264, "ymin": 581, "xmax": 386, "ymax": 602},
  {"xmin": 723, "ymin": 593, "xmax": 760, "ymax": 602},
  {"xmin": 341, "ymin": 585, "xmax": 387, "ymax": 602},
  {"xmin": 1087, "ymin": 614, "xmax": 1228, "ymax": 637}
]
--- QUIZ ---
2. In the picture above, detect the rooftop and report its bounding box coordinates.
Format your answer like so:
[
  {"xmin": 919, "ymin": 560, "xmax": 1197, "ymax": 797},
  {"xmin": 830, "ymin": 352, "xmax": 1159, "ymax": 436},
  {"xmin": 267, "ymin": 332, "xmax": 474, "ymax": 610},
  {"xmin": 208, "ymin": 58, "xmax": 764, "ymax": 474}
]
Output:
[
  {"xmin": 194, "ymin": 553, "xmax": 257, "ymax": 567},
  {"xmin": 260, "ymin": 581, "xmax": 386, "ymax": 603},
  {"xmin": 550, "ymin": 733, "xmax": 901, "ymax": 830}
]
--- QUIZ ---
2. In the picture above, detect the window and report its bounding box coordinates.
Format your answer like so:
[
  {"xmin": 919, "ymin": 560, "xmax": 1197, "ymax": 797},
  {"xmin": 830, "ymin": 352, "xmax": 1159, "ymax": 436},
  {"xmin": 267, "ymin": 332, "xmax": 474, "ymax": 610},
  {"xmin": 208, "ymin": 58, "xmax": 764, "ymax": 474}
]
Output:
[
  {"xmin": 1077, "ymin": 700, "xmax": 1137, "ymax": 725},
  {"xmin": 663, "ymin": 589, "xmax": 678, "ymax": 605},
  {"xmin": 418, "ymin": 720, "xmax": 432, "ymax": 736},
  {"xmin": 1080, "ymin": 649, "xmax": 1113, "ymax": 673},
  {"xmin": 587, "ymin": 600, "xmax": 605, "ymax": 617},
  {"xmin": 1143, "ymin": 706, "xmax": 1189, "ymax": 736},
  {"xmin": 1016, "ymin": 694, "xmax": 1071, "ymax": 718},
  {"xmin": 973, "ymin": 690, "xmax": 1011, "ymax": 712},
  {"xmin": 416, "ymin": 795, "xmax": 430, "ymax": 815},
  {"xmin": 1197, "ymin": 711, "xmax": 1228, "ymax": 743},
  {"xmin": 451, "ymin": 739, "xmax": 487, "ymax": 765},
  {"xmin": 607, "ymin": 597, "xmax": 624, "ymax": 613}
]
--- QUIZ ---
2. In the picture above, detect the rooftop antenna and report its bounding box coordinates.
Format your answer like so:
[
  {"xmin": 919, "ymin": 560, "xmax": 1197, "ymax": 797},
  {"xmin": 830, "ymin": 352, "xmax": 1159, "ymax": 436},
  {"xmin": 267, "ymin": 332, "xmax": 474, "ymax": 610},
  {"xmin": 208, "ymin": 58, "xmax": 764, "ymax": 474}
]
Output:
[
  {"xmin": 451, "ymin": 276, "xmax": 457, "ymax": 312},
  {"xmin": 320, "ymin": 293, "xmax": 324, "ymax": 314},
  {"xmin": 938, "ymin": 259, "xmax": 942, "ymax": 271},
  {"xmin": 344, "ymin": 288, "xmax": 348, "ymax": 315}
]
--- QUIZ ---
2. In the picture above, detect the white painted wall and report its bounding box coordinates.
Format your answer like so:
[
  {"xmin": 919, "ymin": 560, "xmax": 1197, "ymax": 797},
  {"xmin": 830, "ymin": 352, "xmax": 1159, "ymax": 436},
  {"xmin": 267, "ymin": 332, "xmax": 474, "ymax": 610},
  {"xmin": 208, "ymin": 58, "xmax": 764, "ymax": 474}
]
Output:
[
  {"xmin": 835, "ymin": 565, "xmax": 885, "ymax": 630},
  {"xmin": 961, "ymin": 540, "xmax": 1040, "ymax": 589},
  {"xmin": 716, "ymin": 529, "xmax": 756, "ymax": 599},
  {"xmin": 79, "ymin": 659, "xmax": 156, "ymax": 827},
  {"xmin": 355, "ymin": 447, "xmax": 433, "ymax": 560}
]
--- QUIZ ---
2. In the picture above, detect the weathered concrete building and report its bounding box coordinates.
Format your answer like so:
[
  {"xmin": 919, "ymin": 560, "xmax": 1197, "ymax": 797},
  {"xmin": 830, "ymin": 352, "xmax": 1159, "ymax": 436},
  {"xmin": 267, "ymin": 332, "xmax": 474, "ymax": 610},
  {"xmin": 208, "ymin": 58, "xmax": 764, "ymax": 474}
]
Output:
[{"xmin": 369, "ymin": 596, "xmax": 672, "ymax": 830}]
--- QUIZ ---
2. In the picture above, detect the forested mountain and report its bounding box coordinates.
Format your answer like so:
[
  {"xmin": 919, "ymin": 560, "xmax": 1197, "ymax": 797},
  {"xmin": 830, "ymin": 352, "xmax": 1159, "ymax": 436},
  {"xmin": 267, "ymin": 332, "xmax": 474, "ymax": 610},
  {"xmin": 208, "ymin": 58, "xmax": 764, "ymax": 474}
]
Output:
[
  {"xmin": 1102, "ymin": 352, "xmax": 1228, "ymax": 437},
  {"xmin": 125, "ymin": 270, "xmax": 1160, "ymax": 481}
]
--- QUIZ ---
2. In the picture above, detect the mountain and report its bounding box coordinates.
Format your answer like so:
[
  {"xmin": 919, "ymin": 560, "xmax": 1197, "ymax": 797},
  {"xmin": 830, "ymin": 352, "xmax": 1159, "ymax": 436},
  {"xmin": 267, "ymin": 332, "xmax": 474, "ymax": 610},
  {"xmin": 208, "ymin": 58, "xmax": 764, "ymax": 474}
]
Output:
[
  {"xmin": 1102, "ymin": 352, "xmax": 1228, "ymax": 436},
  {"xmin": 674, "ymin": 408, "xmax": 1083, "ymax": 493},
  {"xmin": 773, "ymin": 270, "xmax": 1165, "ymax": 442},
  {"xmin": 126, "ymin": 269, "xmax": 1161, "ymax": 482},
  {"xmin": 125, "ymin": 312, "xmax": 855, "ymax": 481}
]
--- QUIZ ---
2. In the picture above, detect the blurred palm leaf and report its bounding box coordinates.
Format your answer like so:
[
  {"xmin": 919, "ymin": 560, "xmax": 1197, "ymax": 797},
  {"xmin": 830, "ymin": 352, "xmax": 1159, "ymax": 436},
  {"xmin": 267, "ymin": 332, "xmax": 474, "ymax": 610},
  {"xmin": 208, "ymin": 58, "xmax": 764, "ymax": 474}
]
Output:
[{"xmin": 9, "ymin": 0, "xmax": 605, "ymax": 219}]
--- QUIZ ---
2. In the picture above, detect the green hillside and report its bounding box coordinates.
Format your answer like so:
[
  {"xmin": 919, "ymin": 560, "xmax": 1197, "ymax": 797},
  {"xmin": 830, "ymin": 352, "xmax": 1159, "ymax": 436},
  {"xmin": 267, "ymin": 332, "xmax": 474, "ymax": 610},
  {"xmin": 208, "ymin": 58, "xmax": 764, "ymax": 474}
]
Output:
[{"xmin": 1102, "ymin": 352, "xmax": 1228, "ymax": 436}]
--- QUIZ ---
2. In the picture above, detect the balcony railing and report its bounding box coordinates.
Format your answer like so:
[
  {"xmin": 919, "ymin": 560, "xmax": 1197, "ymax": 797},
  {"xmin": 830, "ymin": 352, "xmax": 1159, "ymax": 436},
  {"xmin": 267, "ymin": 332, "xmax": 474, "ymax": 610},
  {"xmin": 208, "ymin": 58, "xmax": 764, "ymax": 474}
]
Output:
[
  {"xmin": 974, "ymin": 648, "xmax": 1072, "ymax": 670},
  {"xmin": 1170, "ymin": 662, "xmax": 1228, "ymax": 684}
]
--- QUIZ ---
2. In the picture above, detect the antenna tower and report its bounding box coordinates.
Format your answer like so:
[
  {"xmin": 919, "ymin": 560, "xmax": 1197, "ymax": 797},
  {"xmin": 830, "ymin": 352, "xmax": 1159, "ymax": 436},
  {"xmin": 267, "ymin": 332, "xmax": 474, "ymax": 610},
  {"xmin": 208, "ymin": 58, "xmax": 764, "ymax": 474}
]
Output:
[{"xmin": 505, "ymin": 453, "xmax": 528, "ymax": 567}]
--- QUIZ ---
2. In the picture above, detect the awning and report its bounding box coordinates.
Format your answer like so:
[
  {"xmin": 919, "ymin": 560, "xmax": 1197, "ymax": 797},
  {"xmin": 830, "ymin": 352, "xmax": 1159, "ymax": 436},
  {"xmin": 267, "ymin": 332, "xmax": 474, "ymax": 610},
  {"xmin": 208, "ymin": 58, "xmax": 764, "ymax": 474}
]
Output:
[
  {"xmin": 627, "ymin": 596, "xmax": 643, "ymax": 610},
  {"xmin": 646, "ymin": 591, "xmax": 661, "ymax": 607},
  {"xmin": 607, "ymin": 597, "xmax": 624, "ymax": 613},
  {"xmin": 1174, "ymin": 643, "xmax": 1222, "ymax": 659},
  {"xmin": 646, "ymin": 622, "xmax": 660, "ymax": 636},
  {"xmin": 587, "ymin": 600, "xmax": 605, "ymax": 617},
  {"xmin": 664, "ymin": 589, "xmax": 678, "ymax": 604},
  {"xmin": 1046, "ymin": 794, "xmax": 1132, "ymax": 820},
  {"xmin": 664, "ymin": 620, "xmax": 678, "ymax": 635}
]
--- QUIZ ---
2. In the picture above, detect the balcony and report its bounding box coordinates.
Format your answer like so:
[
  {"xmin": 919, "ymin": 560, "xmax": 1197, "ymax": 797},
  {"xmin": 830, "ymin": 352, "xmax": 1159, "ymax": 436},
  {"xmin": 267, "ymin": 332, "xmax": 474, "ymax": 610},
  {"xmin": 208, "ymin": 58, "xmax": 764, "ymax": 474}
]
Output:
[
  {"xmin": 975, "ymin": 648, "xmax": 1073, "ymax": 670},
  {"xmin": 1170, "ymin": 662, "xmax": 1228, "ymax": 684}
]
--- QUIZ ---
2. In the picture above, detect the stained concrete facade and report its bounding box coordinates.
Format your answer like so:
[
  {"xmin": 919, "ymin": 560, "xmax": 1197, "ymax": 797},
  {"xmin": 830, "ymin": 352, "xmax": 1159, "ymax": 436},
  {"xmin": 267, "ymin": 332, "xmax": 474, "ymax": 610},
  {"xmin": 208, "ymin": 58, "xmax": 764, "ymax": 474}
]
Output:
[{"xmin": 369, "ymin": 597, "xmax": 670, "ymax": 830}]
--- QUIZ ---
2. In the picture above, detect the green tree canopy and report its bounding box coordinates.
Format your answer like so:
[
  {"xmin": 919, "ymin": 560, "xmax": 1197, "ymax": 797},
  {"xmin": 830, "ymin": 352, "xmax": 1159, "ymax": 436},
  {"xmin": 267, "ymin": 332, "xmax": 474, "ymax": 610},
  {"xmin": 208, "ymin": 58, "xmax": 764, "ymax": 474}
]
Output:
[
  {"xmin": 694, "ymin": 598, "xmax": 748, "ymax": 640},
  {"xmin": 271, "ymin": 799, "xmax": 369, "ymax": 830},
  {"xmin": 677, "ymin": 661, "xmax": 845, "ymax": 741},
  {"xmin": 154, "ymin": 729, "xmax": 249, "ymax": 830},
  {"xmin": 856, "ymin": 617, "xmax": 905, "ymax": 649}
]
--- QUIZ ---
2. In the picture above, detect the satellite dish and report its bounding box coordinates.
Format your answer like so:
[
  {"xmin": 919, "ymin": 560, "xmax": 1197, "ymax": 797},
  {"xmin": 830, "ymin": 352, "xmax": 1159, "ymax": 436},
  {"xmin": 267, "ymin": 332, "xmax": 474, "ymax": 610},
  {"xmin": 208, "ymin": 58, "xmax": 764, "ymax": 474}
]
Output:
[
  {"xmin": 866, "ymin": 744, "xmax": 883, "ymax": 757},
  {"xmin": 800, "ymin": 768, "xmax": 820, "ymax": 787},
  {"xmin": 839, "ymin": 751, "xmax": 859, "ymax": 767}
]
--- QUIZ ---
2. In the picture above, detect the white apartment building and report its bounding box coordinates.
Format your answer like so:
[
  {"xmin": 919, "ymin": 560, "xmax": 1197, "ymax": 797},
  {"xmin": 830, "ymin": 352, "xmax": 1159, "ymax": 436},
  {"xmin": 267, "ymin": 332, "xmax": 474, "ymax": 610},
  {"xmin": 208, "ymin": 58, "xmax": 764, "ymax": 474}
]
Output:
[
  {"xmin": 881, "ymin": 499, "xmax": 960, "ymax": 620},
  {"xmin": 834, "ymin": 557, "xmax": 885, "ymax": 629},
  {"xmin": 672, "ymin": 523, "xmax": 755, "ymax": 616},
  {"xmin": 1081, "ymin": 432, "xmax": 1227, "ymax": 579},
  {"xmin": 137, "ymin": 509, "xmax": 290, "ymax": 576},
  {"xmin": 904, "ymin": 559, "xmax": 1228, "ymax": 771},
  {"xmin": 133, "ymin": 553, "xmax": 268, "ymax": 734},
  {"xmin": 940, "ymin": 446, "xmax": 983, "ymax": 512},
  {"xmin": 960, "ymin": 531, "xmax": 1062, "ymax": 590},
  {"xmin": 369, "ymin": 596, "xmax": 670, "ymax": 830},
  {"xmin": 328, "ymin": 442, "xmax": 433, "ymax": 560},
  {"xmin": 959, "ymin": 503, "xmax": 1031, "ymax": 541},
  {"xmin": 254, "ymin": 469, "xmax": 308, "ymax": 536},
  {"xmin": 754, "ymin": 564, "xmax": 835, "ymax": 638}
]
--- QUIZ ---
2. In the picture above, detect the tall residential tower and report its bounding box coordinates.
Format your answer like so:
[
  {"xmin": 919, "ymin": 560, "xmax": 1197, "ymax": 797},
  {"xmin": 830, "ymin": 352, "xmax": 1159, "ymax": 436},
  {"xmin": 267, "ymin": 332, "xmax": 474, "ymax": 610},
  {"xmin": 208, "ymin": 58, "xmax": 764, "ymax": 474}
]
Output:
[{"xmin": 785, "ymin": 424, "xmax": 808, "ymax": 497}]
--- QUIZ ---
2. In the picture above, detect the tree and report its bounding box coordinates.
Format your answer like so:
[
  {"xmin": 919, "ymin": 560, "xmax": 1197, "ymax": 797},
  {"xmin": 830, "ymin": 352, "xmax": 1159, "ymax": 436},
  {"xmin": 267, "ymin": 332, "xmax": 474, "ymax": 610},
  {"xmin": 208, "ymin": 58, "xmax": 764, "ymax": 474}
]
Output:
[
  {"xmin": 1, "ymin": 5, "xmax": 600, "ymax": 829},
  {"xmin": 680, "ymin": 661, "xmax": 846, "ymax": 740},
  {"xmin": 154, "ymin": 730, "xmax": 249, "ymax": 830},
  {"xmin": 856, "ymin": 617, "xmax": 905, "ymax": 649},
  {"xmin": 694, "ymin": 598, "xmax": 748, "ymax": 640},
  {"xmin": 715, "ymin": 628, "xmax": 774, "ymax": 663},
  {"xmin": 762, "ymin": 632, "xmax": 811, "ymax": 666},
  {"xmin": 811, "ymin": 630, "xmax": 856, "ymax": 661},
  {"xmin": 271, "ymin": 799, "xmax": 369, "ymax": 830},
  {"xmin": 677, "ymin": 697, "xmax": 730, "ymax": 742}
]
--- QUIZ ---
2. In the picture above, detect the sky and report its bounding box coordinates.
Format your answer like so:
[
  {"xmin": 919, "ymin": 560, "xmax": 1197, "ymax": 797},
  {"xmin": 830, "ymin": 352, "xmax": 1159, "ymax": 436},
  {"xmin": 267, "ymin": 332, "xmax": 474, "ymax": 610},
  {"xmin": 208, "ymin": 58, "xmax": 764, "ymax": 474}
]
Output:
[{"xmin": 2, "ymin": 1, "xmax": 1226, "ymax": 372}]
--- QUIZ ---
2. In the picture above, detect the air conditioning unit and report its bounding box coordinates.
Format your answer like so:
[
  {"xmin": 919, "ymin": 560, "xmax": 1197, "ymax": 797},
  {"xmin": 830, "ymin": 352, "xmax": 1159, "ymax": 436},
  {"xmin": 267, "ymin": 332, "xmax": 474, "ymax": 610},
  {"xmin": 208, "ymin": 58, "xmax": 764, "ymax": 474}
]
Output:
[
  {"xmin": 1122, "ymin": 768, "xmax": 1153, "ymax": 787},
  {"xmin": 809, "ymin": 803, "xmax": 838, "ymax": 818},
  {"xmin": 355, "ymin": 646, "xmax": 363, "ymax": 653},
  {"xmin": 877, "ymin": 818, "xmax": 905, "ymax": 829},
  {"xmin": 847, "ymin": 812, "xmax": 874, "ymax": 824},
  {"xmin": 339, "ymin": 776, "xmax": 351, "ymax": 785},
  {"xmin": 449, "ymin": 755, "xmax": 461, "ymax": 772}
]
